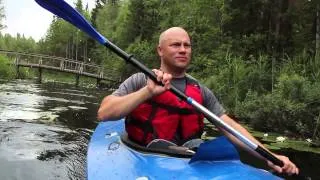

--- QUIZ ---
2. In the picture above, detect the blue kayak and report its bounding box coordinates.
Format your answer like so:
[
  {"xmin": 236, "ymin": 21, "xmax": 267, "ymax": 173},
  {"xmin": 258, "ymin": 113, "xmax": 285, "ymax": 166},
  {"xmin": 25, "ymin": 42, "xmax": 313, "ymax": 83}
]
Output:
[{"xmin": 87, "ymin": 119, "xmax": 282, "ymax": 180}]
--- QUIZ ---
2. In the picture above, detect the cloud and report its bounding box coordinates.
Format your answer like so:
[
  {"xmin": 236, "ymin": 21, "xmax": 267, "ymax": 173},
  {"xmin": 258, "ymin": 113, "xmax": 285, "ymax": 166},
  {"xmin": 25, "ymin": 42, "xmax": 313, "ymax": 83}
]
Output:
[{"xmin": 2, "ymin": 0, "xmax": 95, "ymax": 42}]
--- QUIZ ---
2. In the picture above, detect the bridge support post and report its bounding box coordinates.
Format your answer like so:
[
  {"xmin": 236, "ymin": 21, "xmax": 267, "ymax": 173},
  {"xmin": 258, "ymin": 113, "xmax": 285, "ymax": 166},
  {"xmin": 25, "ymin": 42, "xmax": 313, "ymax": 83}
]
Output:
[
  {"xmin": 15, "ymin": 56, "xmax": 20, "ymax": 79},
  {"xmin": 75, "ymin": 74, "xmax": 80, "ymax": 86},
  {"xmin": 16, "ymin": 65, "xmax": 20, "ymax": 79},
  {"xmin": 97, "ymin": 78, "xmax": 101, "ymax": 88},
  {"xmin": 38, "ymin": 68, "xmax": 42, "ymax": 83}
]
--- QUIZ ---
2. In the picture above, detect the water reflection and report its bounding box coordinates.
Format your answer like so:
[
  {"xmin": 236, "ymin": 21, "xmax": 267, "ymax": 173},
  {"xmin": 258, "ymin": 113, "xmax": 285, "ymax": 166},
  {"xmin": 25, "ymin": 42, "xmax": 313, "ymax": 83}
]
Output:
[{"xmin": 0, "ymin": 79, "xmax": 104, "ymax": 180}]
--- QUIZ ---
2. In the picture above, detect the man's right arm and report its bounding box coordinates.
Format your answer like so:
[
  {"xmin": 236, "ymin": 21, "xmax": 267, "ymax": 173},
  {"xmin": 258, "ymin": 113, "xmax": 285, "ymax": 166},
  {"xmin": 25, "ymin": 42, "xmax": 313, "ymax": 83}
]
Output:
[
  {"xmin": 97, "ymin": 86, "xmax": 153, "ymax": 121},
  {"xmin": 97, "ymin": 70, "xmax": 172, "ymax": 121}
]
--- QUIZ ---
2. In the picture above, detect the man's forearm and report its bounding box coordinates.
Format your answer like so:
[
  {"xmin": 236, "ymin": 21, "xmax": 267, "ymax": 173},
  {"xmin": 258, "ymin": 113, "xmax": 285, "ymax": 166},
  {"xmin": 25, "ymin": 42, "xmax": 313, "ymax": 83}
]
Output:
[
  {"xmin": 219, "ymin": 114, "xmax": 272, "ymax": 161},
  {"xmin": 97, "ymin": 86, "xmax": 152, "ymax": 121}
]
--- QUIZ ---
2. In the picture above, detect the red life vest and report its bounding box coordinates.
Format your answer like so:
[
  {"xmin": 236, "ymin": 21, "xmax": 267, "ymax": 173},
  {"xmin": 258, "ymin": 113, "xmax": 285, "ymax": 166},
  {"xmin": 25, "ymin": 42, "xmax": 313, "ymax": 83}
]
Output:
[{"xmin": 125, "ymin": 78, "xmax": 204, "ymax": 146}]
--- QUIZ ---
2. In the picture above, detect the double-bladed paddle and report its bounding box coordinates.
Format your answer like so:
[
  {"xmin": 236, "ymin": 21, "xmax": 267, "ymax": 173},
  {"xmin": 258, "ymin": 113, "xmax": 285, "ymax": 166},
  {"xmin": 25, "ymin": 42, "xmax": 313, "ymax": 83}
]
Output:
[{"xmin": 34, "ymin": 1, "xmax": 310, "ymax": 179}]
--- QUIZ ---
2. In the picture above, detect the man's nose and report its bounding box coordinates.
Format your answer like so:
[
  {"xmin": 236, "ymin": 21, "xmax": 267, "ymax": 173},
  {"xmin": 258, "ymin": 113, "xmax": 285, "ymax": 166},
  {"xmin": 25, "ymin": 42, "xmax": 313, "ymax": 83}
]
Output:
[{"xmin": 178, "ymin": 45, "xmax": 187, "ymax": 53}]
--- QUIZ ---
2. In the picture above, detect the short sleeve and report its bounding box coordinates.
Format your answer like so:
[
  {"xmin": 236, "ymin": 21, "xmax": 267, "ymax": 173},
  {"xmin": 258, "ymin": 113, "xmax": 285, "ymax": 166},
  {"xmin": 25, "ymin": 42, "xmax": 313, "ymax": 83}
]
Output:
[
  {"xmin": 200, "ymin": 85, "xmax": 226, "ymax": 117},
  {"xmin": 112, "ymin": 73, "xmax": 147, "ymax": 96}
]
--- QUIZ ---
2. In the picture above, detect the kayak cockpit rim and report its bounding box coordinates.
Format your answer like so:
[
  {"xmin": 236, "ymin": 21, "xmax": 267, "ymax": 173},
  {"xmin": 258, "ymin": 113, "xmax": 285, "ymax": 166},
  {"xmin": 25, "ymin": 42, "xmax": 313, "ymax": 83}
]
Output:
[{"xmin": 121, "ymin": 133, "xmax": 195, "ymax": 158}]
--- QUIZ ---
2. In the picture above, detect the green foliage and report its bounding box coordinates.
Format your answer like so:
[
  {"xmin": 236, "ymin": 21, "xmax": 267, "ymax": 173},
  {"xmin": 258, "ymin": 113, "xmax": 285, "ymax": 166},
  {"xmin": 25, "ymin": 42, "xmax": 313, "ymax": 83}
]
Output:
[
  {"xmin": 39, "ymin": 0, "xmax": 91, "ymax": 61},
  {"xmin": 121, "ymin": 40, "xmax": 159, "ymax": 78},
  {"xmin": 0, "ymin": 55, "xmax": 15, "ymax": 79},
  {"xmin": 203, "ymin": 53, "xmax": 271, "ymax": 113},
  {"xmin": 238, "ymin": 90, "xmax": 306, "ymax": 134},
  {"xmin": 89, "ymin": 0, "xmax": 121, "ymax": 67},
  {"xmin": 42, "ymin": 69, "xmax": 97, "ymax": 87},
  {"xmin": 276, "ymin": 74, "xmax": 308, "ymax": 101},
  {"xmin": 282, "ymin": 49, "xmax": 320, "ymax": 81},
  {"xmin": 95, "ymin": 0, "xmax": 120, "ymax": 39},
  {"xmin": 0, "ymin": 54, "xmax": 35, "ymax": 80},
  {"xmin": 237, "ymin": 73, "xmax": 320, "ymax": 139},
  {"xmin": 0, "ymin": 0, "xmax": 37, "ymax": 52},
  {"xmin": 0, "ymin": 33, "xmax": 37, "ymax": 52},
  {"xmin": 202, "ymin": 51, "xmax": 320, "ymax": 139}
]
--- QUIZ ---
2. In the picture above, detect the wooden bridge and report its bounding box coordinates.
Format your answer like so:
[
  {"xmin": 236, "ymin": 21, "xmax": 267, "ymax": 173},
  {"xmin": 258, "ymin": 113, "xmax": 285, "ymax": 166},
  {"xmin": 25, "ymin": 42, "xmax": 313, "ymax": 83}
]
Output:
[{"xmin": 0, "ymin": 49, "xmax": 120, "ymax": 86}]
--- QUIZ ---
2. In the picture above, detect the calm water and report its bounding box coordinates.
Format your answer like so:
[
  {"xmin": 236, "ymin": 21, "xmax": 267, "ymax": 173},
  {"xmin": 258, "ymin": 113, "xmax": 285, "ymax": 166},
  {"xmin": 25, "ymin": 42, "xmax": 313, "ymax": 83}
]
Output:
[
  {"xmin": 0, "ymin": 79, "xmax": 105, "ymax": 180},
  {"xmin": 0, "ymin": 79, "xmax": 319, "ymax": 180}
]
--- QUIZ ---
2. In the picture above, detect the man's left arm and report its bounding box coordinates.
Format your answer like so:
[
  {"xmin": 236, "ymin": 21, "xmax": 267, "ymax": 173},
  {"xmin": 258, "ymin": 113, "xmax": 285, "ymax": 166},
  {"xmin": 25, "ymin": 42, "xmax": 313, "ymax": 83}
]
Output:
[
  {"xmin": 199, "ymin": 84, "xmax": 298, "ymax": 175},
  {"xmin": 219, "ymin": 114, "xmax": 299, "ymax": 175}
]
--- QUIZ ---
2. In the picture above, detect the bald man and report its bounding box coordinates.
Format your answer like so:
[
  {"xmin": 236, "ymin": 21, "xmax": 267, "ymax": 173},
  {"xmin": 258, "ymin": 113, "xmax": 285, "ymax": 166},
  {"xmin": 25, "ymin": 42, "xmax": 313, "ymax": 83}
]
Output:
[{"xmin": 97, "ymin": 27, "xmax": 298, "ymax": 175}]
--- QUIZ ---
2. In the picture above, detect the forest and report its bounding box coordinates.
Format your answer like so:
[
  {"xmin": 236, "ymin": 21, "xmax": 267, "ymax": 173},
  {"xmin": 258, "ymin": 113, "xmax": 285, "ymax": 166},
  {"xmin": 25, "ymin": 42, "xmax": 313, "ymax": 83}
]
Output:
[{"xmin": 0, "ymin": 0, "xmax": 319, "ymax": 140}]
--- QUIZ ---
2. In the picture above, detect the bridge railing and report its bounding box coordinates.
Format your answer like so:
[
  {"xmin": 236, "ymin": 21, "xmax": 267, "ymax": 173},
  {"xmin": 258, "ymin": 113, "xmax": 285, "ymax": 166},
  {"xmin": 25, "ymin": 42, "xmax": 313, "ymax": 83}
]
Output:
[
  {"xmin": 1, "ymin": 50, "xmax": 105, "ymax": 78},
  {"xmin": 0, "ymin": 49, "xmax": 122, "ymax": 85}
]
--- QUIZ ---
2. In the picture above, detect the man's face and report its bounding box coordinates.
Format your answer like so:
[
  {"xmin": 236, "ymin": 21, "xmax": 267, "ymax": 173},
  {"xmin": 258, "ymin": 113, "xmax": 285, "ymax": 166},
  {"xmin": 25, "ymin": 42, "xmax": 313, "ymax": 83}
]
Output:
[{"xmin": 158, "ymin": 30, "xmax": 191, "ymax": 71}]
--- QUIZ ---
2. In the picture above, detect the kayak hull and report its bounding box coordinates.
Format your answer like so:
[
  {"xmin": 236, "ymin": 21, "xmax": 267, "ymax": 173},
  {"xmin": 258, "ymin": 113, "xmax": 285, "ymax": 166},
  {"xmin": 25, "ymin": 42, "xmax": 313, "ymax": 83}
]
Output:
[{"xmin": 87, "ymin": 120, "xmax": 282, "ymax": 180}]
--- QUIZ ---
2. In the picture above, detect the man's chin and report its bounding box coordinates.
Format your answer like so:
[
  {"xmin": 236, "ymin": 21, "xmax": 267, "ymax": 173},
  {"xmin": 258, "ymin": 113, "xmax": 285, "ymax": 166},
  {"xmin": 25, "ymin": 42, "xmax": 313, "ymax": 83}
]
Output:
[
  {"xmin": 176, "ymin": 62, "xmax": 189, "ymax": 68},
  {"xmin": 173, "ymin": 64, "xmax": 189, "ymax": 72}
]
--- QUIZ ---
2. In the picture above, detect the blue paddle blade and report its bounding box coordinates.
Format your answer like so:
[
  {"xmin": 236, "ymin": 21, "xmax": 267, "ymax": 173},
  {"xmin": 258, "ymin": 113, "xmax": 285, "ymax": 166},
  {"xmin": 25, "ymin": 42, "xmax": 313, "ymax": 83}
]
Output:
[
  {"xmin": 35, "ymin": 0, "xmax": 107, "ymax": 45},
  {"xmin": 189, "ymin": 136, "xmax": 239, "ymax": 163}
]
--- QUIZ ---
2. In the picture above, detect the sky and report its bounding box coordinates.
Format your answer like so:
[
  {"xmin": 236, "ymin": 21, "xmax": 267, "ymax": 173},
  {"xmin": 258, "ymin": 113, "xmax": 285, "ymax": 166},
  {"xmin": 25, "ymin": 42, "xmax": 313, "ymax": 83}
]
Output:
[{"xmin": 2, "ymin": 0, "xmax": 96, "ymax": 41}]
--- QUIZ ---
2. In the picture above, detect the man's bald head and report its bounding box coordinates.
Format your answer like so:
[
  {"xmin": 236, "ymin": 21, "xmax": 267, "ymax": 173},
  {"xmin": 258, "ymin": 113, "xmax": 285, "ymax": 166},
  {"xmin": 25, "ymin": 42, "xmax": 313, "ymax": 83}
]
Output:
[
  {"xmin": 156, "ymin": 27, "xmax": 192, "ymax": 77},
  {"xmin": 158, "ymin": 27, "xmax": 190, "ymax": 46}
]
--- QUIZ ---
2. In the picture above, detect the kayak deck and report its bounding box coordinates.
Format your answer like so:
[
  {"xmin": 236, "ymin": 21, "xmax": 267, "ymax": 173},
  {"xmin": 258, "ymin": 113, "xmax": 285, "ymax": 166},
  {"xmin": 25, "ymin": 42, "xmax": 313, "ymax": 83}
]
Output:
[{"xmin": 87, "ymin": 120, "xmax": 282, "ymax": 180}]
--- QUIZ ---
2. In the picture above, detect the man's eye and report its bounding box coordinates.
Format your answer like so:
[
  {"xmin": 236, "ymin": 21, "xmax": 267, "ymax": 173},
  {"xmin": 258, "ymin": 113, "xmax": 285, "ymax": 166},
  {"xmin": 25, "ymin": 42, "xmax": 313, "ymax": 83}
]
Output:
[{"xmin": 172, "ymin": 43, "xmax": 181, "ymax": 47}]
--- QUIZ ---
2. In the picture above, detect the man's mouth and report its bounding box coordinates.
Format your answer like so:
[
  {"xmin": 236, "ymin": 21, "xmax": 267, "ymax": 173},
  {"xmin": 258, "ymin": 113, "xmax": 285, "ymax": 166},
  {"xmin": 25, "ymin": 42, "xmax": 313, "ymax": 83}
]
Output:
[{"xmin": 175, "ymin": 57, "xmax": 187, "ymax": 60}]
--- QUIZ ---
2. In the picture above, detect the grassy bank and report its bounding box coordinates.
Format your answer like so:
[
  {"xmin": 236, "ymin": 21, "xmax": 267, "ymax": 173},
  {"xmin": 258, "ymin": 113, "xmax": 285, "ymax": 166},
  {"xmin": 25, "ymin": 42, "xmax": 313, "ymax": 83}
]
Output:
[
  {"xmin": 41, "ymin": 70, "xmax": 98, "ymax": 88},
  {"xmin": 0, "ymin": 55, "xmax": 36, "ymax": 80},
  {"xmin": 0, "ymin": 55, "xmax": 15, "ymax": 79}
]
